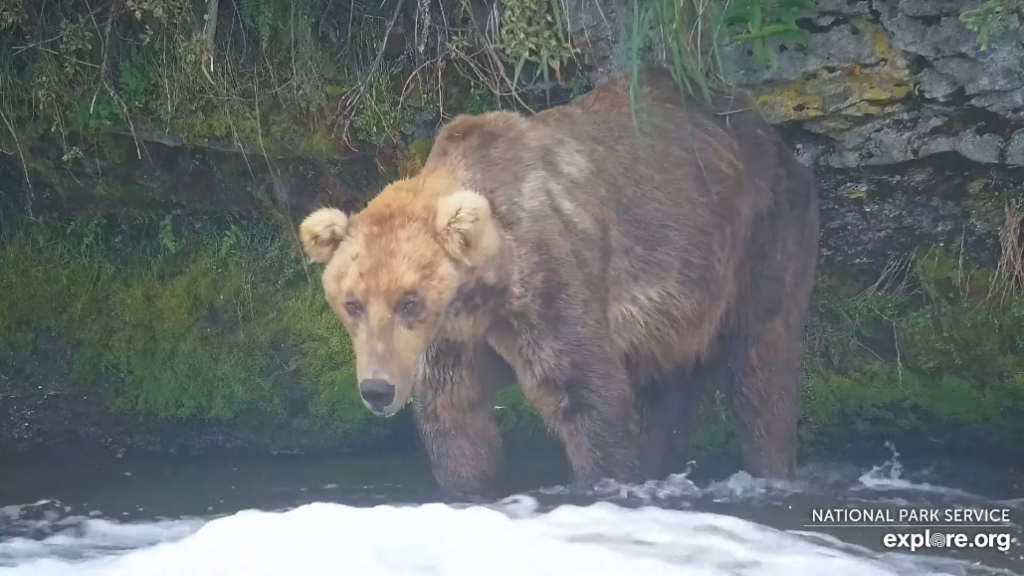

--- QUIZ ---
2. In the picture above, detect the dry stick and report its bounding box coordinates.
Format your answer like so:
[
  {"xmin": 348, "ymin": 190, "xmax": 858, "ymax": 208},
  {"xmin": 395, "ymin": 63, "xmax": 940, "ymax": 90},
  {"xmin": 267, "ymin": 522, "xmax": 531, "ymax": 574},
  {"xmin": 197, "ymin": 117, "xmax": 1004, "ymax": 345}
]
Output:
[
  {"xmin": 203, "ymin": 0, "xmax": 220, "ymax": 79},
  {"xmin": 333, "ymin": 0, "xmax": 407, "ymax": 141},
  {"xmin": 481, "ymin": 8, "xmax": 535, "ymax": 111},
  {"xmin": 0, "ymin": 108, "xmax": 32, "ymax": 209},
  {"xmin": 88, "ymin": 0, "xmax": 144, "ymax": 160},
  {"xmin": 204, "ymin": 0, "xmax": 221, "ymax": 49},
  {"xmin": 252, "ymin": 75, "xmax": 314, "ymax": 285},
  {"xmin": 290, "ymin": 2, "xmax": 298, "ymax": 84},
  {"xmin": 997, "ymin": 202, "xmax": 1024, "ymax": 299},
  {"xmin": 89, "ymin": 0, "xmax": 116, "ymax": 116},
  {"xmin": 400, "ymin": 55, "xmax": 445, "ymax": 105},
  {"xmin": 436, "ymin": 35, "xmax": 447, "ymax": 120},
  {"xmin": 347, "ymin": 0, "xmax": 358, "ymax": 49},
  {"xmin": 456, "ymin": 0, "xmax": 534, "ymax": 112},
  {"xmin": 417, "ymin": 0, "xmax": 432, "ymax": 57}
]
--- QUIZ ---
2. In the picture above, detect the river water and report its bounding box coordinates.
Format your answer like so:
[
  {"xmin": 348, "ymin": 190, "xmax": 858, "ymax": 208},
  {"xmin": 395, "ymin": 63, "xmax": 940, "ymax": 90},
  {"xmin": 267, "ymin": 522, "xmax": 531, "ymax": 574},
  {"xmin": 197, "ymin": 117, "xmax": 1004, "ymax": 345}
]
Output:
[{"xmin": 0, "ymin": 442, "xmax": 1021, "ymax": 575}]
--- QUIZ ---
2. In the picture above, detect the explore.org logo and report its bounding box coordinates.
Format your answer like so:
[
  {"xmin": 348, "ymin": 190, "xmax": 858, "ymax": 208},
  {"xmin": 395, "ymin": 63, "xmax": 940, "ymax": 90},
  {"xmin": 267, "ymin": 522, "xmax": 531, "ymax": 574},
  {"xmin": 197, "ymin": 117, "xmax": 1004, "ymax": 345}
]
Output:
[{"xmin": 806, "ymin": 507, "xmax": 1018, "ymax": 554}]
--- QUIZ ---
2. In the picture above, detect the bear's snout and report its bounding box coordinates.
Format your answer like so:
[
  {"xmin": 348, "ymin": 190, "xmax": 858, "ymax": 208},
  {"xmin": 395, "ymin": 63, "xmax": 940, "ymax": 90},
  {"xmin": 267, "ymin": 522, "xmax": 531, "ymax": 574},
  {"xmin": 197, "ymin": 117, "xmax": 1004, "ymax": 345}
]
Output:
[{"xmin": 359, "ymin": 378, "xmax": 396, "ymax": 414}]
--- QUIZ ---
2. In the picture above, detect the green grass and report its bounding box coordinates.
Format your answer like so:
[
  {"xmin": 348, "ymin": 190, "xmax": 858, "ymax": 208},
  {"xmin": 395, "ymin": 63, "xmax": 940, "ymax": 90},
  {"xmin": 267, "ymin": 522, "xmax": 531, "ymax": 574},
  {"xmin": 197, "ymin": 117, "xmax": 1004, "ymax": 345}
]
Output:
[
  {"xmin": 797, "ymin": 247, "xmax": 1024, "ymax": 456},
  {"xmin": 4, "ymin": 212, "xmax": 1024, "ymax": 458},
  {"xmin": 0, "ymin": 213, "xmax": 396, "ymax": 449}
]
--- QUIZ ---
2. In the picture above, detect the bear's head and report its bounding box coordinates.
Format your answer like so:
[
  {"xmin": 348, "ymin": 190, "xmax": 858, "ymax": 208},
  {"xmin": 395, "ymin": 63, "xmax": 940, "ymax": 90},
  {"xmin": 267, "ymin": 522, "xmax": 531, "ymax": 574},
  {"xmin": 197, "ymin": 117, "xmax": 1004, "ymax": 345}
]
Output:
[{"xmin": 298, "ymin": 174, "xmax": 503, "ymax": 416}]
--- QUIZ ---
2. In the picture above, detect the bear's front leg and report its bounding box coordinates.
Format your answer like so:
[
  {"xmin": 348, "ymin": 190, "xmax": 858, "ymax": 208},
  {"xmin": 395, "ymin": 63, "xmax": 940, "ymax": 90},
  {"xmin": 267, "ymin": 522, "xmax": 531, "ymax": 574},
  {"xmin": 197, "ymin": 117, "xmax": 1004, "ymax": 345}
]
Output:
[
  {"xmin": 519, "ymin": 352, "xmax": 643, "ymax": 487},
  {"xmin": 412, "ymin": 340, "xmax": 516, "ymax": 496}
]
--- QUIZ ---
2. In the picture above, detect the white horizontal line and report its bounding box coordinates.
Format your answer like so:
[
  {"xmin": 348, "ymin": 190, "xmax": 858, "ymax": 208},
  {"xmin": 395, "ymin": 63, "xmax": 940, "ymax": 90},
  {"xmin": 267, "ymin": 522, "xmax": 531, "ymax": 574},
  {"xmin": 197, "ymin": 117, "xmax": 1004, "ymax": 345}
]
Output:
[{"xmin": 803, "ymin": 524, "xmax": 1013, "ymax": 528}]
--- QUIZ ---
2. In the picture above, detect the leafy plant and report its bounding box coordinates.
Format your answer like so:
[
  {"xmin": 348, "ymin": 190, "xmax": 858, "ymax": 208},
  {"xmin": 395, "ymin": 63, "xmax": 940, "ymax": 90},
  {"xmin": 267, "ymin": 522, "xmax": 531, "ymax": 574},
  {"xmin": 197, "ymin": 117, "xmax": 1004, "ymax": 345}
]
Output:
[
  {"xmin": 960, "ymin": 0, "xmax": 1022, "ymax": 51},
  {"xmin": 724, "ymin": 0, "xmax": 813, "ymax": 69},
  {"xmin": 500, "ymin": 0, "xmax": 577, "ymax": 87}
]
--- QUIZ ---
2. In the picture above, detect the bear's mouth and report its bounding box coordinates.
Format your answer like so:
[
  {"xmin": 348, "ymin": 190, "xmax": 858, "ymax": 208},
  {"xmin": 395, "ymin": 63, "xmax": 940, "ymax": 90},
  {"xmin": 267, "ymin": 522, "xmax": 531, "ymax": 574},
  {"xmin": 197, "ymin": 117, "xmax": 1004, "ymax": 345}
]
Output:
[{"xmin": 367, "ymin": 406, "xmax": 400, "ymax": 418}]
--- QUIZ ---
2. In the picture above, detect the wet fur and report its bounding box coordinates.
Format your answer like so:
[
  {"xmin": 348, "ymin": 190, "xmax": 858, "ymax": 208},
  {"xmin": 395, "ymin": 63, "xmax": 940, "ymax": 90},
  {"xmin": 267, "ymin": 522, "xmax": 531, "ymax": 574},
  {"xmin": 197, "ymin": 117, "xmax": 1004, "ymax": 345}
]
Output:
[{"xmin": 300, "ymin": 66, "xmax": 820, "ymax": 494}]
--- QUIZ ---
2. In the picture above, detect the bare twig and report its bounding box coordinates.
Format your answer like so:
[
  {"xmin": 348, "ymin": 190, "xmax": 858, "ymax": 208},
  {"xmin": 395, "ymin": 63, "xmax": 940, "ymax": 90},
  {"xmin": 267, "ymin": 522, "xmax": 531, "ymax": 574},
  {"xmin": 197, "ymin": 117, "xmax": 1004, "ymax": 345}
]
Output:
[
  {"xmin": 108, "ymin": 85, "xmax": 144, "ymax": 160},
  {"xmin": 204, "ymin": 0, "xmax": 220, "ymax": 51},
  {"xmin": 995, "ymin": 200, "xmax": 1024, "ymax": 301},
  {"xmin": 459, "ymin": 0, "xmax": 535, "ymax": 112},
  {"xmin": 88, "ymin": 0, "xmax": 145, "ymax": 160},
  {"xmin": 416, "ymin": 0, "xmax": 432, "ymax": 58},
  {"xmin": 347, "ymin": 0, "xmax": 357, "ymax": 49},
  {"xmin": 0, "ymin": 108, "xmax": 32, "ymax": 208},
  {"xmin": 203, "ymin": 0, "xmax": 220, "ymax": 76},
  {"xmin": 333, "ymin": 0, "xmax": 406, "ymax": 140},
  {"xmin": 90, "ymin": 0, "xmax": 119, "ymax": 116},
  {"xmin": 399, "ymin": 50, "xmax": 447, "ymax": 106}
]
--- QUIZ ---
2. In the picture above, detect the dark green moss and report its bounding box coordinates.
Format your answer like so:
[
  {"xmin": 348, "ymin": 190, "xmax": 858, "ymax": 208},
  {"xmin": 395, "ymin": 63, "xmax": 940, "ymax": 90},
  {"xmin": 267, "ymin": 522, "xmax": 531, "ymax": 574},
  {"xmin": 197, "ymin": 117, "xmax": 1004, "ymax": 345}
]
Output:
[
  {"xmin": 3, "ymin": 213, "xmax": 1024, "ymax": 458},
  {"xmin": 799, "ymin": 248, "xmax": 1024, "ymax": 455},
  {"xmin": 0, "ymin": 213, "xmax": 394, "ymax": 450}
]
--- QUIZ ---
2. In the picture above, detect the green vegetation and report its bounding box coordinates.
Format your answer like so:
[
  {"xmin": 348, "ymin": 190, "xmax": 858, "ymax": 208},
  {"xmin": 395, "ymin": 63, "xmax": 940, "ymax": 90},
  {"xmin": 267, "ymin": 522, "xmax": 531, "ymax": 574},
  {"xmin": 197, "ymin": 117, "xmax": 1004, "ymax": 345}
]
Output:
[
  {"xmin": 723, "ymin": 0, "xmax": 813, "ymax": 70},
  {"xmin": 500, "ymin": 0, "xmax": 575, "ymax": 87},
  {"xmin": 960, "ymin": 0, "xmax": 1022, "ymax": 51},
  {"xmin": 0, "ymin": 212, "xmax": 549, "ymax": 448},
  {"xmin": 0, "ymin": 0, "xmax": 821, "ymax": 172},
  {"xmin": 624, "ymin": 0, "xmax": 814, "ymax": 106},
  {"xmin": 667, "ymin": 202, "xmax": 1024, "ymax": 461},
  {"xmin": 0, "ymin": 0, "xmax": 478, "ymax": 166},
  {"xmin": 0, "ymin": 213, "xmax": 399, "ymax": 449},
  {"xmin": 4, "ymin": 205, "xmax": 1024, "ymax": 458},
  {"xmin": 797, "ymin": 239, "xmax": 1024, "ymax": 455},
  {"xmin": 4, "ymin": 0, "xmax": 1024, "ymax": 463}
]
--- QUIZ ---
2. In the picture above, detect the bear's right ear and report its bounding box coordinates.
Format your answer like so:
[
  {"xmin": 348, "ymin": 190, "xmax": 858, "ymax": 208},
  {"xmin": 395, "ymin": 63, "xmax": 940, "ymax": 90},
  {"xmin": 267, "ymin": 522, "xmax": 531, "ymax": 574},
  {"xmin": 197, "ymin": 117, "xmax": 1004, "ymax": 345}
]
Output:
[
  {"xmin": 299, "ymin": 207, "xmax": 350, "ymax": 264},
  {"xmin": 435, "ymin": 189, "xmax": 500, "ymax": 267}
]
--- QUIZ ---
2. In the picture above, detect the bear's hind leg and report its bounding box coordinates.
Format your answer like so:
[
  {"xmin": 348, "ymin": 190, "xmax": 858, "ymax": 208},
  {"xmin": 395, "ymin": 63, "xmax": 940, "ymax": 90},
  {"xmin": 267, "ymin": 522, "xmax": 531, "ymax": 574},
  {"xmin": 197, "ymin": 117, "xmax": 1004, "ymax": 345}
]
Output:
[
  {"xmin": 519, "ymin": 355, "xmax": 643, "ymax": 487},
  {"xmin": 635, "ymin": 363, "xmax": 714, "ymax": 480},
  {"xmin": 724, "ymin": 317, "xmax": 802, "ymax": 481},
  {"xmin": 636, "ymin": 368, "xmax": 687, "ymax": 480}
]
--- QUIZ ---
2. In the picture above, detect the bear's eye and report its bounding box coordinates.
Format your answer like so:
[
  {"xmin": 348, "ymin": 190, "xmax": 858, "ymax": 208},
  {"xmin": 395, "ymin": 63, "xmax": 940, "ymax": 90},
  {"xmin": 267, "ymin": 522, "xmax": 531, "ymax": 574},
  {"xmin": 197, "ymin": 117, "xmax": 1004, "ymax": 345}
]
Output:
[
  {"xmin": 395, "ymin": 293, "xmax": 422, "ymax": 320},
  {"xmin": 343, "ymin": 300, "xmax": 364, "ymax": 318}
]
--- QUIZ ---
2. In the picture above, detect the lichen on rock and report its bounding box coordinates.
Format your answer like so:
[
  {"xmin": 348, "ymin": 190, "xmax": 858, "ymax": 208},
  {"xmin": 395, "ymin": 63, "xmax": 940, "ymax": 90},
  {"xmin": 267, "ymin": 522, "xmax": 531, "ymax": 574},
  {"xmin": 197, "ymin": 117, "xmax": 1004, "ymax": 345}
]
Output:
[{"xmin": 720, "ymin": 0, "xmax": 1024, "ymax": 170}]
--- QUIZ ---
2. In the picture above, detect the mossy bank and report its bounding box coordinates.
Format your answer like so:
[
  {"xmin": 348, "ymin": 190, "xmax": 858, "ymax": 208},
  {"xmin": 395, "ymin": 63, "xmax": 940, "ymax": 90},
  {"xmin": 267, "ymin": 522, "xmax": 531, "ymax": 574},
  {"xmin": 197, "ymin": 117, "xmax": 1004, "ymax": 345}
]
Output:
[
  {"xmin": 3, "ymin": 208, "xmax": 1024, "ymax": 463},
  {"xmin": 3, "ymin": 0, "xmax": 1024, "ymax": 466}
]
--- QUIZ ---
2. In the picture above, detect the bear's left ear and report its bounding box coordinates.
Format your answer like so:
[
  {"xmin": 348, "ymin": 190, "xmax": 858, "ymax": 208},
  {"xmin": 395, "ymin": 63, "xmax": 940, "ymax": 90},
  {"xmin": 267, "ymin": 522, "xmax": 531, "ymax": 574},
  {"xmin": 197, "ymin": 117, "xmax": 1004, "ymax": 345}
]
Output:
[
  {"xmin": 435, "ymin": 190, "xmax": 500, "ymax": 267},
  {"xmin": 299, "ymin": 207, "xmax": 350, "ymax": 264}
]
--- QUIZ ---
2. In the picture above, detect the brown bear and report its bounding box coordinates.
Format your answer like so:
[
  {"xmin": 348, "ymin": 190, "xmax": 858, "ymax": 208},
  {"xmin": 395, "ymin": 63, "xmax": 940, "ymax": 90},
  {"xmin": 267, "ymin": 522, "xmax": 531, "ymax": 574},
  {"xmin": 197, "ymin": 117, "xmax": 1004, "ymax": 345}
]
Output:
[{"xmin": 299, "ymin": 66, "xmax": 820, "ymax": 495}]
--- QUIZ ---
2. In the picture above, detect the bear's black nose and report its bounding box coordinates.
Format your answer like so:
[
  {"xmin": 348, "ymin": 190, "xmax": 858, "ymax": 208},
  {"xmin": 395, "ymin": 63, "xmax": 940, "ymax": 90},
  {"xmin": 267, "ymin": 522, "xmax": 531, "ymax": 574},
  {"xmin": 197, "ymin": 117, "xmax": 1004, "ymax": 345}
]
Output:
[{"xmin": 359, "ymin": 378, "xmax": 396, "ymax": 412}]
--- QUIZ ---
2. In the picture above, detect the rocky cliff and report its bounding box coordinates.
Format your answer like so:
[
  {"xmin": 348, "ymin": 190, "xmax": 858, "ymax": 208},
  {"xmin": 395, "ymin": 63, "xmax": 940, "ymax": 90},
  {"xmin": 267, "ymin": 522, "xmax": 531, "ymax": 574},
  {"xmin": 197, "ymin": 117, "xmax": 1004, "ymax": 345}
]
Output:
[{"xmin": 560, "ymin": 0, "xmax": 1024, "ymax": 268}]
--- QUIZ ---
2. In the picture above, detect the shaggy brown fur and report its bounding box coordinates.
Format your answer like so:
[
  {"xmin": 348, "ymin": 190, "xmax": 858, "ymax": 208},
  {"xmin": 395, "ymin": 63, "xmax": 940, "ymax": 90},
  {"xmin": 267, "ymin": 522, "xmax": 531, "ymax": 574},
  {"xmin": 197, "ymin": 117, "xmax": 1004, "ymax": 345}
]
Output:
[{"xmin": 299, "ymin": 66, "xmax": 820, "ymax": 494}]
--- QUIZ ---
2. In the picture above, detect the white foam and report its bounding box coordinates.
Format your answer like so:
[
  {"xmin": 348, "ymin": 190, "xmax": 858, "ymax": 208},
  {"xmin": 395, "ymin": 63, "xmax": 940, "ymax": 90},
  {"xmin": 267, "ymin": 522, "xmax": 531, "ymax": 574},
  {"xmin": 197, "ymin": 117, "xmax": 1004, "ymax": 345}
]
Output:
[
  {"xmin": 855, "ymin": 443, "xmax": 1023, "ymax": 511},
  {"xmin": 0, "ymin": 497, "xmax": 1010, "ymax": 576}
]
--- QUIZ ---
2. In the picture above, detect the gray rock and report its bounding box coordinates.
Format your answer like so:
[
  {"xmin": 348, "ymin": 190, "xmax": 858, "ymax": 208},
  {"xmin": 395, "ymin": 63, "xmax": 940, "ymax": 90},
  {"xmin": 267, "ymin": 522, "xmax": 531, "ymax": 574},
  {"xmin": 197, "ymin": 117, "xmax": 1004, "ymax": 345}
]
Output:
[
  {"xmin": 821, "ymin": 112, "xmax": 948, "ymax": 168},
  {"xmin": 563, "ymin": 0, "xmax": 635, "ymax": 86},
  {"xmin": 880, "ymin": 4, "xmax": 1024, "ymax": 97},
  {"xmin": 970, "ymin": 90, "xmax": 1024, "ymax": 119},
  {"xmin": 722, "ymin": 23, "xmax": 882, "ymax": 86},
  {"xmin": 916, "ymin": 68, "xmax": 959, "ymax": 100},
  {"xmin": 932, "ymin": 50, "xmax": 1024, "ymax": 96},
  {"xmin": 918, "ymin": 136, "xmax": 958, "ymax": 157},
  {"xmin": 1005, "ymin": 130, "xmax": 1024, "ymax": 166},
  {"xmin": 811, "ymin": 157, "xmax": 1011, "ymax": 270},
  {"xmin": 888, "ymin": 0, "xmax": 983, "ymax": 17},
  {"xmin": 956, "ymin": 132, "xmax": 1006, "ymax": 164},
  {"xmin": 815, "ymin": 0, "xmax": 871, "ymax": 15},
  {"xmin": 882, "ymin": 13, "xmax": 979, "ymax": 59}
]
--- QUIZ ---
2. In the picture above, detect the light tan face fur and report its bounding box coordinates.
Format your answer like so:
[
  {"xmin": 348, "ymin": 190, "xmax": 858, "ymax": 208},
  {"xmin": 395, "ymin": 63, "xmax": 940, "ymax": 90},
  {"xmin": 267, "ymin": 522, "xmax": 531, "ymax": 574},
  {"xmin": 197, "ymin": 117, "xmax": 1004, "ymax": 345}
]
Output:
[{"xmin": 298, "ymin": 180, "xmax": 501, "ymax": 415}]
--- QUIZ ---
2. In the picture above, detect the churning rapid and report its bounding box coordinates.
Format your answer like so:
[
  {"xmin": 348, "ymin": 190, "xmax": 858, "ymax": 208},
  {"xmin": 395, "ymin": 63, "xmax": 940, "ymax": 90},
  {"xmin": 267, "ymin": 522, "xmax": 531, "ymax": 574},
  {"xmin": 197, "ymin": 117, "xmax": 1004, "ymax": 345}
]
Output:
[{"xmin": 0, "ymin": 446, "xmax": 1021, "ymax": 576}]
